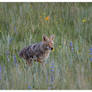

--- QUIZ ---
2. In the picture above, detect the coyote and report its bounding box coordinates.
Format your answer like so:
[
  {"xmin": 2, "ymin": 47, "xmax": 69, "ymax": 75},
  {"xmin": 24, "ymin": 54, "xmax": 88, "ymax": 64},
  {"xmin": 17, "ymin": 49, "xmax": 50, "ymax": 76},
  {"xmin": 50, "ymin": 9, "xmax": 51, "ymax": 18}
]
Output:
[{"xmin": 19, "ymin": 35, "xmax": 55, "ymax": 65}]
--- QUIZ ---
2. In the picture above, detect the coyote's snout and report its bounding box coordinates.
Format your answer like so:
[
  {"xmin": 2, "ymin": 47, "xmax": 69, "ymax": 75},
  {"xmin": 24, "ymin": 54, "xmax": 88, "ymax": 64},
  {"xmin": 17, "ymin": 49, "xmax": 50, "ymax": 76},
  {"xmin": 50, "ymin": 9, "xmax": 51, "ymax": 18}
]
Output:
[{"xmin": 19, "ymin": 35, "xmax": 55, "ymax": 65}]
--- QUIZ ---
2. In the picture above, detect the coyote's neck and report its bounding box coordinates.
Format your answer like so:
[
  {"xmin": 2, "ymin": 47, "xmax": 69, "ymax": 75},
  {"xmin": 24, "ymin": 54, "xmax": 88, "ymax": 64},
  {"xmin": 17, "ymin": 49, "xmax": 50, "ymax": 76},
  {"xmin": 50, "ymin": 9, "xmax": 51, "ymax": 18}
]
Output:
[{"xmin": 40, "ymin": 42, "xmax": 50, "ymax": 53}]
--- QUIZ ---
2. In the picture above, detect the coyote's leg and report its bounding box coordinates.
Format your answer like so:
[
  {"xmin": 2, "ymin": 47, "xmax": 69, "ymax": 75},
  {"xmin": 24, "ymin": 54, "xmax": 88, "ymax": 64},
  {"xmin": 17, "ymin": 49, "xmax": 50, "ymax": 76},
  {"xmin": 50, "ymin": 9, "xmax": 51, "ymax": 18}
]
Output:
[
  {"xmin": 37, "ymin": 58, "xmax": 47, "ymax": 67},
  {"xmin": 37, "ymin": 58, "xmax": 47, "ymax": 77},
  {"xmin": 26, "ymin": 59, "xmax": 32, "ymax": 66},
  {"xmin": 37, "ymin": 58, "xmax": 43, "ymax": 63}
]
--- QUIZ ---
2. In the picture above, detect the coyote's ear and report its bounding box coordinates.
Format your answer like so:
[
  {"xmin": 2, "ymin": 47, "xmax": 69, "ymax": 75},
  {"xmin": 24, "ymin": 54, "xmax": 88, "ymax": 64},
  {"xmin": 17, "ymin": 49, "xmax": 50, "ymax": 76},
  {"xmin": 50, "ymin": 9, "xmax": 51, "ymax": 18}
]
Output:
[
  {"xmin": 50, "ymin": 35, "xmax": 55, "ymax": 40},
  {"xmin": 42, "ymin": 35, "xmax": 48, "ymax": 42}
]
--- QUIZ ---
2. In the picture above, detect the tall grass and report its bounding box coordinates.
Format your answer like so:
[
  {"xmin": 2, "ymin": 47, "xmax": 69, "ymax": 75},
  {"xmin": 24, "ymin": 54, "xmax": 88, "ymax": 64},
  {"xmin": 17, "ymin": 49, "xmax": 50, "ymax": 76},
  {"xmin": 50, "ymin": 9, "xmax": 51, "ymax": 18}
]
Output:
[{"xmin": 0, "ymin": 3, "xmax": 92, "ymax": 89}]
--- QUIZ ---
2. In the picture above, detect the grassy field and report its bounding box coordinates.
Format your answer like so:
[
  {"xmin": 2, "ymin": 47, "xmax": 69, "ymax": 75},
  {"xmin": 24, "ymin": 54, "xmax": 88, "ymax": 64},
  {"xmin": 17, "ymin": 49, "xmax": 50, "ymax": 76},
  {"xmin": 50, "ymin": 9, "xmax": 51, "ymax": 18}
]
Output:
[{"xmin": 0, "ymin": 3, "xmax": 92, "ymax": 89}]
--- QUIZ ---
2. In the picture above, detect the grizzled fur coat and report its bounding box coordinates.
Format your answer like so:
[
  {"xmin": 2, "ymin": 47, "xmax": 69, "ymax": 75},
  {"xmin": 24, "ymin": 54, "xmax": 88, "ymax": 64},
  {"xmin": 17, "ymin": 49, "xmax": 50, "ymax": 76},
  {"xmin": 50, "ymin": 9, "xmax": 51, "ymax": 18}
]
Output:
[{"xmin": 19, "ymin": 35, "xmax": 55, "ymax": 66}]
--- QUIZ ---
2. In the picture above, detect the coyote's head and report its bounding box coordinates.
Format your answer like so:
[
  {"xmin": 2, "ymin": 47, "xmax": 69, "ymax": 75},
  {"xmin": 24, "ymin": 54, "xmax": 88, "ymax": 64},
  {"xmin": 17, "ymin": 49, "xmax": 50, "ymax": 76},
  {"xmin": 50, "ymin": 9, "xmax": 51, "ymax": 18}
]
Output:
[{"xmin": 42, "ymin": 35, "xmax": 55, "ymax": 51}]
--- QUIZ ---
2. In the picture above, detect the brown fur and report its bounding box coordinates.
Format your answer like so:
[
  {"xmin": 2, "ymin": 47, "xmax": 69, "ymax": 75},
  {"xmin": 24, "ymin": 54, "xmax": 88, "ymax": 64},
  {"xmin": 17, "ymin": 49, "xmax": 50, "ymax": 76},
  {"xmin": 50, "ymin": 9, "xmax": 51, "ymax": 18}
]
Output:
[{"xmin": 19, "ymin": 35, "xmax": 55, "ymax": 66}]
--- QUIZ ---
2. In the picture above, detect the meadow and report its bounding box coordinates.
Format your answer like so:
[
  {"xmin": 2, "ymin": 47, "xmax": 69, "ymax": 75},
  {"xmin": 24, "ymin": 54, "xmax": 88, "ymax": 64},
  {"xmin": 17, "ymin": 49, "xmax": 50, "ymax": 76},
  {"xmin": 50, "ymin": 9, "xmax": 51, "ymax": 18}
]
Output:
[{"xmin": 0, "ymin": 3, "xmax": 92, "ymax": 89}]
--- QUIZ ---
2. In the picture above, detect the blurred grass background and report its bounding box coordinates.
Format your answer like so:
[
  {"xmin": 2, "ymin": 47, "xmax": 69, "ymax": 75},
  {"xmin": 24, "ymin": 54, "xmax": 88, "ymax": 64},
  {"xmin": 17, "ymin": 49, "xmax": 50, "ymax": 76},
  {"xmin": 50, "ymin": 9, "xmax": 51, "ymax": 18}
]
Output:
[{"xmin": 0, "ymin": 3, "xmax": 92, "ymax": 89}]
